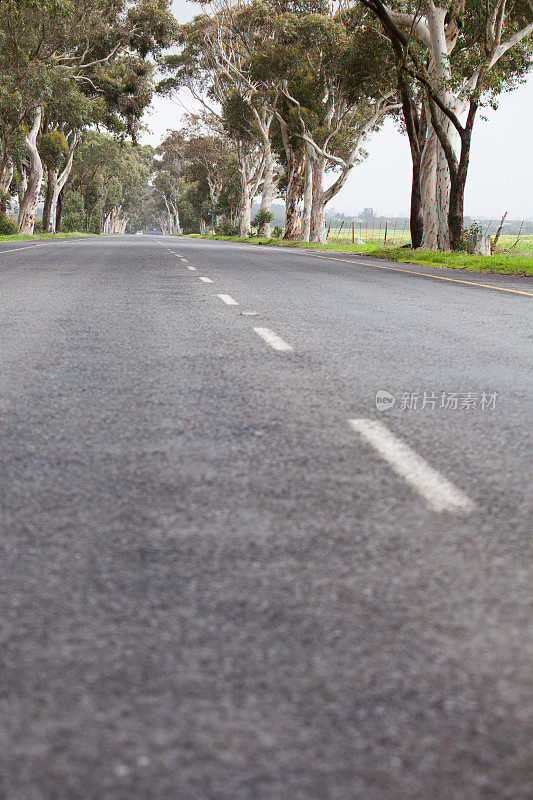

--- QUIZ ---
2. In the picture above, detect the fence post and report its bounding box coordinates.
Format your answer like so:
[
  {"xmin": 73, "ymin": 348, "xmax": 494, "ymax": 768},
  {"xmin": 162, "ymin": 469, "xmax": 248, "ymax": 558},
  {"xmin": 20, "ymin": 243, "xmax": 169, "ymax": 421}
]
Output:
[
  {"xmin": 352, "ymin": 221, "xmax": 354, "ymax": 244},
  {"xmin": 384, "ymin": 221, "xmax": 388, "ymax": 244}
]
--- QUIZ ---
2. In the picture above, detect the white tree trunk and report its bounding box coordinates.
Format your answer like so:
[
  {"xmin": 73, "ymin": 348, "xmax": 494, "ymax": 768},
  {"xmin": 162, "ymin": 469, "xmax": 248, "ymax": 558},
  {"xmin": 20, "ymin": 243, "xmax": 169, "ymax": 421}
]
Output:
[
  {"xmin": 0, "ymin": 157, "xmax": 13, "ymax": 192},
  {"xmin": 42, "ymin": 133, "xmax": 79, "ymax": 233},
  {"xmin": 18, "ymin": 108, "xmax": 43, "ymax": 234},
  {"xmin": 309, "ymin": 156, "xmax": 327, "ymax": 244},
  {"xmin": 238, "ymin": 182, "xmax": 252, "ymax": 237},
  {"xmin": 301, "ymin": 152, "xmax": 313, "ymax": 243},
  {"xmin": 236, "ymin": 141, "xmax": 264, "ymax": 238},
  {"xmin": 258, "ymin": 141, "xmax": 277, "ymax": 238},
  {"xmin": 420, "ymin": 128, "xmax": 438, "ymax": 249}
]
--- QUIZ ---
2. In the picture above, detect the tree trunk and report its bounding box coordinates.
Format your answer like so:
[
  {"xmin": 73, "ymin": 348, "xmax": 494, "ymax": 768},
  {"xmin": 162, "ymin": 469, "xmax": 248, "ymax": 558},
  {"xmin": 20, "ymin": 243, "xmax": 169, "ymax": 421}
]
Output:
[
  {"xmin": 42, "ymin": 169, "xmax": 58, "ymax": 233},
  {"xmin": 55, "ymin": 186, "xmax": 65, "ymax": 232},
  {"xmin": 410, "ymin": 157, "xmax": 424, "ymax": 249},
  {"xmin": 18, "ymin": 108, "xmax": 43, "ymax": 234},
  {"xmin": 238, "ymin": 184, "xmax": 252, "ymax": 237},
  {"xmin": 309, "ymin": 156, "xmax": 326, "ymax": 244},
  {"xmin": 419, "ymin": 129, "xmax": 438, "ymax": 249},
  {"xmin": 396, "ymin": 71, "xmax": 425, "ymax": 249},
  {"xmin": 283, "ymin": 169, "xmax": 303, "ymax": 240},
  {"xmin": 257, "ymin": 143, "xmax": 276, "ymax": 238},
  {"xmin": 42, "ymin": 133, "xmax": 79, "ymax": 233},
  {"xmin": 277, "ymin": 115, "xmax": 304, "ymax": 241},
  {"xmin": 436, "ymin": 134, "xmax": 451, "ymax": 251},
  {"xmin": 0, "ymin": 156, "xmax": 13, "ymax": 192},
  {"xmin": 301, "ymin": 153, "xmax": 313, "ymax": 243}
]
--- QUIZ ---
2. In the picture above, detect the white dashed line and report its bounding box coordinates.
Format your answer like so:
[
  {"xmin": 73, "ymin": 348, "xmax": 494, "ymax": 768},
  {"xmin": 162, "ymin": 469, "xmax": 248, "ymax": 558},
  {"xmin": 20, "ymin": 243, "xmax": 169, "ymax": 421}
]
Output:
[
  {"xmin": 199, "ymin": 277, "xmax": 213, "ymax": 283},
  {"xmin": 253, "ymin": 327, "xmax": 293, "ymax": 352},
  {"xmin": 217, "ymin": 294, "xmax": 239, "ymax": 306},
  {"xmin": 187, "ymin": 266, "xmax": 197, "ymax": 271},
  {"xmin": 348, "ymin": 418, "xmax": 476, "ymax": 513}
]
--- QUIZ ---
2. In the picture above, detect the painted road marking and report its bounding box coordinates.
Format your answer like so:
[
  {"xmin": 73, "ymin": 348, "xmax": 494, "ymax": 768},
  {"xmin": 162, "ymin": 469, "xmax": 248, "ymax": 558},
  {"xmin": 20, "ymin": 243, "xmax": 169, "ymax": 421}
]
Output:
[
  {"xmin": 307, "ymin": 253, "xmax": 533, "ymax": 297},
  {"xmin": 217, "ymin": 294, "xmax": 239, "ymax": 306},
  {"xmin": 253, "ymin": 327, "xmax": 293, "ymax": 352},
  {"xmin": 187, "ymin": 266, "xmax": 197, "ymax": 271},
  {"xmin": 0, "ymin": 239, "xmax": 86, "ymax": 256},
  {"xmin": 348, "ymin": 418, "xmax": 476, "ymax": 513},
  {"xmin": 199, "ymin": 276, "xmax": 213, "ymax": 283}
]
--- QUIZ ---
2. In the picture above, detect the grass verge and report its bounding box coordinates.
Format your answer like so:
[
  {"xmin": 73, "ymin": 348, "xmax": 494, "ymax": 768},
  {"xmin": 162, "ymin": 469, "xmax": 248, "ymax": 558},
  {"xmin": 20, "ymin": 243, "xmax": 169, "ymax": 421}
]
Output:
[
  {"xmin": 0, "ymin": 231, "xmax": 93, "ymax": 242},
  {"xmin": 187, "ymin": 234, "xmax": 533, "ymax": 276}
]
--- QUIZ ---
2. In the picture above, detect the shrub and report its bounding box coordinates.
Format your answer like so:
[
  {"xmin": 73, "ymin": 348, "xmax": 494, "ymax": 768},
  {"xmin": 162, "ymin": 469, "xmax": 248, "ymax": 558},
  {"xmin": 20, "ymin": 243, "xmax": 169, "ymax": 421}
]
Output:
[
  {"xmin": 0, "ymin": 213, "xmax": 18, "ymax": 235},
  {"xmin": 62, "ymin": 213, "xmax": 85, "ymax": 232},
  {"xmin": 252, "ymin": 209, "xmax": 274, "ymax": 231},
  {"xmin": 216, "ymin": 221, "xmax": 238, "ymax": 236},
  {"xmin": 272, "ymin": 225, "xmax": 283, "ymax": 238}
]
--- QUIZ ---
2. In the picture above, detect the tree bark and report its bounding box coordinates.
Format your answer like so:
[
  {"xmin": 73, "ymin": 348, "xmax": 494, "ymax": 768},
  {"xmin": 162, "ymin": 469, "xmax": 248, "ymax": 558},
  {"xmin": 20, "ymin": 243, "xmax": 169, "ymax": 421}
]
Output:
[
  {"xmin": 55, "ymin": 185, "xmax": 65, "ymax": 232},
  {"xmin": 0, "ymin": 156, "xmax": 13, "ymax": 193},
  {"xmin": 419, "ymin": 129, "xmax": 438, "ymax": 249},
  {"xmin": 257, "ymin": 138, "xmax": 276, "ymax": 237},
  {"xmin": 278, "ymin": 115, "xmax": 303, "ymax": 241},
  {"xmin": 17, "ymin": 108, "xmax": 43, "ymax": 234},
  {"xmin": 309, "ymin": 154, "xmax": 327, "ymax": 244},
  {"xmin": 236, "ymin": 144, "xmax": 264, "ymax": 237},
  {"xmin": 238, "ymin": 182, "xmax": 252, "ymax": 237},
  {"xmin": 42, "ymin": 169, "xmax": 58, "ymax": 233},
  {"xmin": 301, "ymin": 152, "xmax": 313, "ymax": 243},
  {"xmin": 42, "ymin": 132, "xmax": 79, "ymax": 233}
]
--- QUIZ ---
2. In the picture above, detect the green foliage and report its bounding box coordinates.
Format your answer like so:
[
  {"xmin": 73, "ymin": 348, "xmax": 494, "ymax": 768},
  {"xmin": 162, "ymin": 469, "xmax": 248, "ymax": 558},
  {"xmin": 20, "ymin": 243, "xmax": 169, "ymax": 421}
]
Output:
[
  {"xmin": 61, "ymin": 190, "xmax": 85, "ymax": 232},
  {"xmin": 272, "ymin": 225, "xmax": 283, "ymax": 238},
  {"xmin": 252, "ymin": 209, "xmax": 274, "ymax": 228},
  {"xmin": 38, "ymin": 131, "xmax": 69, "ymax": 170},
  {"xmin": 216, "ymin": 221, "xmax": 239, "ymax": 236},
  {"xmin": 0, "ymin": 211, "xmax": 18, "ymax": 235}
]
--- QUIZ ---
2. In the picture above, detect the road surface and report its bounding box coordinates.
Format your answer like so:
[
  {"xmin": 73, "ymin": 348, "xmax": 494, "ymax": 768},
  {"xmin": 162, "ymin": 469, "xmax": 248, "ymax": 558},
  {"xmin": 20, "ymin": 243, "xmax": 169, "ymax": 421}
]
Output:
[{"xmin": 1, "ymin": 235, "xmax": 531, "ymax": 799}]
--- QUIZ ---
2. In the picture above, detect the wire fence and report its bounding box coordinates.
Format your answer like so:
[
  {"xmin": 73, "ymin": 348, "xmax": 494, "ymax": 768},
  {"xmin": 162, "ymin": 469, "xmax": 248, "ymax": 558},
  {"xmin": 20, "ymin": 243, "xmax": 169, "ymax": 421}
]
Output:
[
  {"xmin": 323, "ymin": 220, "xmax": 532, "ymax": 253},
  {"xmin": 325, "ymin": 219, "xmax": 411, "ymax": 246}
]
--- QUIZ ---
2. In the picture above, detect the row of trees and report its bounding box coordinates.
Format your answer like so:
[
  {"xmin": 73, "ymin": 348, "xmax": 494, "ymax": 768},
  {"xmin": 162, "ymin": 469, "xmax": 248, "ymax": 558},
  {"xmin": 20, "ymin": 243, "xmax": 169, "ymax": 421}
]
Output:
[
  {"xmin": 158, "ymin": 0, "xmax": 532, "ymax": 250},
  {"xmin": 41, "ymin": 124, "xmax": 241, "ymax": 236},
  {"xmin": 0, "ymin": 0, "xmax": 176, "ymax": 234},
  {"xmin": 1, "ymin": 1, "xmax": 531, "ymax": 250}
]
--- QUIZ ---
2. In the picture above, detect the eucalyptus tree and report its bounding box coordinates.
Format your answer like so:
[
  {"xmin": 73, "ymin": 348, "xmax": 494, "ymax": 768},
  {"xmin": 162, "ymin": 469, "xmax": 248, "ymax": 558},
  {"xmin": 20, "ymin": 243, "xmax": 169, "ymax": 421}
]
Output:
[
  {"xmin": 64, "ymin": 130, "xmax": 152, "ymax": 233},
  {"xmin": 0, "ymin": 0, "xmax": 176, "ymax": 233},
  {"xmin": 180, "ymin": 115, "xmax": 238, "ymax": 230},
  {"xmin": 153, "ymin": 130, "xmax": 188, "ymax": 234},
  {"xmin": 360, "ymin": 0, "xmax": 533, "ymax": 250},
  {"xmin": 272, "ymin": 8, "xmax": 400, "ymax": 242},
  {"xmin": 161, "ymin": 10, "xmax": 277, "ymax": 236}
]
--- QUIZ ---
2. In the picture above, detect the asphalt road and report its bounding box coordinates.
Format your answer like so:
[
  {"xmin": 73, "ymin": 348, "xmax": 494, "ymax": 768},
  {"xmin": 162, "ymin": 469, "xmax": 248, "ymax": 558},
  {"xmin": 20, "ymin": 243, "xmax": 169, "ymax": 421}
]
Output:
[{"xmin": 0, "ymin": 234, "xmax": 531, "ymax": 800}]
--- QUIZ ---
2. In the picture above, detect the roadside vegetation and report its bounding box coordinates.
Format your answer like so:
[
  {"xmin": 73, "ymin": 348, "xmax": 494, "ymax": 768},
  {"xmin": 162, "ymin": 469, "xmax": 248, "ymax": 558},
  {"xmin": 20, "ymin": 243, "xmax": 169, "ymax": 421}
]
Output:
[
  {"xmin": 0, "ymin": 232, "xmax": 92, "ymax": 242},
  {"xmin": 188, "ymin": 234, "xmax": 533, "ymax": 276},
  {"xmin": 0, "ymin": 0, "xmax": 531, "ymax": 261}
]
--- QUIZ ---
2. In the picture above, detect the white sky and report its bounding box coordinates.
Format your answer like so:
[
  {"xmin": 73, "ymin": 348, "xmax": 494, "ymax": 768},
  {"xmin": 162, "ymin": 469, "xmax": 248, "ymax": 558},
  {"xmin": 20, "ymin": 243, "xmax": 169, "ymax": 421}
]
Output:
[{"xmin": 141, "ymin": 0, "xmax": 533, "ymax": 220}]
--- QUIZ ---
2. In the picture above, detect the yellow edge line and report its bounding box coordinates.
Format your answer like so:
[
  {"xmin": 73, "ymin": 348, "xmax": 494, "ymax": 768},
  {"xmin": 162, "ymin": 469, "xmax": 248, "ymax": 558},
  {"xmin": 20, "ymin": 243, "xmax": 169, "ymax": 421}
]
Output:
[
  {"xmin": 0, "ymin": 239, "xmax": 86, "ymax": 255},
  {"xmin": 307, "ymin": 252, "xmax": 533, "ymax": 297}
]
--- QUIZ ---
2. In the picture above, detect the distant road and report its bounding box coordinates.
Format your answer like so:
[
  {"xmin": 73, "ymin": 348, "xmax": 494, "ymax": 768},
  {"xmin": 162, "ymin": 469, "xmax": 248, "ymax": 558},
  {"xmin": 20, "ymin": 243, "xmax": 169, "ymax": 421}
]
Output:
[{"xmin": 1, "ymin": 235, "xmax": 531, "ymax": 799}]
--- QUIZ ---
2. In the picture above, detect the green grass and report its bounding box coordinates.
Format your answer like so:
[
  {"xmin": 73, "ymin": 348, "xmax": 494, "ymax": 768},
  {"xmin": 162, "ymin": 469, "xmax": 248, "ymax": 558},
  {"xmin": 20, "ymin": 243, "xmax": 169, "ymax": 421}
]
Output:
[
  {"xmin": 0, "ymin": 231, "xmax": 93, "ymax": 242},
  {"xmin": 188, "ymin": 233, "xmax": 533, "ymax": 276}
]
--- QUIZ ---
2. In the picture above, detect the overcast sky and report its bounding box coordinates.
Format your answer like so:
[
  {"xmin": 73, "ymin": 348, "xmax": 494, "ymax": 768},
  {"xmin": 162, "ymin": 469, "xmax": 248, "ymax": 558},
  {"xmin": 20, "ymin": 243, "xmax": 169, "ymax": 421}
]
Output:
[{"xmin": 141, "ymin": 0, "xmax": 533, "ymax": 220}]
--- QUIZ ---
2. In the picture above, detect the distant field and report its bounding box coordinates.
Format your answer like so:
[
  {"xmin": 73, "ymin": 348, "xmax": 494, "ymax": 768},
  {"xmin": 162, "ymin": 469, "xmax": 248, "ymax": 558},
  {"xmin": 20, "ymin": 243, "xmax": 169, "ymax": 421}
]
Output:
[
  {"xmin": 326, "ymin": 224, "xmax": 410, "ymax": 246},
  {"xmin": 325, "ymin": 226, "xmax": 533, "ymax": 255},
  {"xmin": 493, "ymin": 234, "xmax": 533, "ymax": 254}
]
